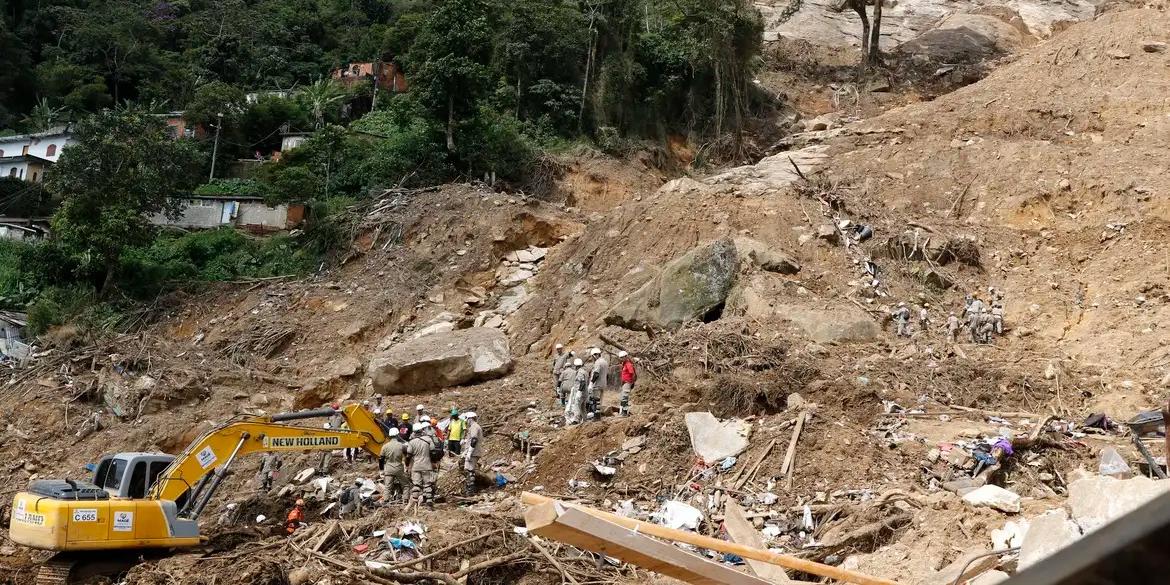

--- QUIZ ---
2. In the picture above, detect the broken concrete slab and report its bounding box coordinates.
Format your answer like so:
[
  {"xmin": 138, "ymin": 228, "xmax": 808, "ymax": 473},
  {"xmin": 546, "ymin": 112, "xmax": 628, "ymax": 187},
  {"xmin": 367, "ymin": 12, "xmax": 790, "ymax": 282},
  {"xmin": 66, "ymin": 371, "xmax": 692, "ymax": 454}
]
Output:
[
  {"xmin": 368, "ymin": 327, "xmax": 513, "ymax": 394},
  {"xmin": 684, "ymin": 411, "xmax": 751, "ymax": 465},
  {"xmin": 1067, "ymin": 475, "xmax": 1170, "ymax": 533},
  {"xmin": 1019, "ymin": 509, "xmax": 1081, "ymax": 570},
  {"xmin": 498, "ymin": 268, "xmax": 535, "ymax": 287},
  {"xmin": 606, "ymin": 238, "xmax": 739, "ymax": 332},
  {"xmin": 962, "ymin": 484, "xmax": 1021, "ymax": 513}
]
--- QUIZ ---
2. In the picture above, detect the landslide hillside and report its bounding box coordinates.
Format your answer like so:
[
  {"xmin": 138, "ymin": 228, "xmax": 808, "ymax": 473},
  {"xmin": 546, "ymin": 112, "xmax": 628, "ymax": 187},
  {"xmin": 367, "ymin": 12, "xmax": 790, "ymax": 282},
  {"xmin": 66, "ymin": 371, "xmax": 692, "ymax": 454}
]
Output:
[{"xmin": 3, "ymin": 8, "xmax": 1169, "ymax": 585}]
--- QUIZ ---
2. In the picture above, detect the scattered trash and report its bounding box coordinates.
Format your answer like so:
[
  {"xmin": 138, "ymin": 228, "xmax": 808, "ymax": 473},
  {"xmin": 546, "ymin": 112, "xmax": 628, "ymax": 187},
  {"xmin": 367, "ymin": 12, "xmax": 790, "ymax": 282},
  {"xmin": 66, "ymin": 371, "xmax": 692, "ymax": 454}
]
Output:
[{"xmin": 652, "ymin": 500, "xmax": 704, "ymax": 531}]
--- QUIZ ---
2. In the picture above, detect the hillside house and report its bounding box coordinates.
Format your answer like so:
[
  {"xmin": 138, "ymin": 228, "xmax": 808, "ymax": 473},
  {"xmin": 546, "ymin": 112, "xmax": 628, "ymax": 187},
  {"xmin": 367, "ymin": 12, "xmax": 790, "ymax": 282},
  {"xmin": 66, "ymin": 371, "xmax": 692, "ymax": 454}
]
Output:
[
  {"xmin": 330, "ymin": 61, "xmax": 408, "ymax": 93},
  {"xmin": 0, "ymin": 126, "xmax": 73, "ymax": 165},
  {"xmin": 0, "ymin": 311, "xmax": 31, "ymax": 362},
  {"xmin": 160, "ymin": 111, "xmax": 207, "ymax": 140},
  {"xmin": 0, "ymin": 218, "xmax": 50, "ymax": 241},
  {"xmin": 0, "ymin": 155, "xmax": 52, "ymax": 182},
  {"xmin": 150, "ymin": 195, "xmax": 305, "ymax": 233}
]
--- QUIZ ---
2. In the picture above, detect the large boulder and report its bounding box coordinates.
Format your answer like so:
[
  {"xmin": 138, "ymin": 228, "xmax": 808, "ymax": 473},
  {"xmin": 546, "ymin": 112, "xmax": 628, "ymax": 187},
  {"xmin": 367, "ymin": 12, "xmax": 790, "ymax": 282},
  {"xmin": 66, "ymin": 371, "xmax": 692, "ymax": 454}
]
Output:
[
  {"xmin": 773, "ymin": 304, "xmax": 881, "ymax": 344},
  {"xmin": 368, "ymin": 327, "xmax": 512, "ymax": 394},
  {"xmin": 897, "ymin": 13, "xmax": 1027, "ymax": 64},
  {"xmin": 733, "ymin": 237, "xmax": 801, "ymax": 275},
  {"xmin": 606, "ymin": 238, "xmax": 740, "ymax": 331}
]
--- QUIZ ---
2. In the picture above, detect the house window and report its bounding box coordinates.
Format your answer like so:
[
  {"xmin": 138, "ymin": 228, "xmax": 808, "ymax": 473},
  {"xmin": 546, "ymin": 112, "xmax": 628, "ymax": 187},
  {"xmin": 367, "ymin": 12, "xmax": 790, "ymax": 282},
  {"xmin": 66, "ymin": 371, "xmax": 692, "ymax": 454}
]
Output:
[
  {"xmin": 8, "ymin": 168, "xmax": 15, "ymax": 178},
  {"xmin": 46, "ymin": 144, "xmax": 57, "ymax": 157},
  {"xmin": 0, "ymin": 149, "xmax": 4, "ymax": 156},
  {"xmin": 31, "ymin": 172, "xmax": 38, "ymax": 182},
  {"xmin": 21, "ymin": 145, "xmax": 29, "ymax": 156}
]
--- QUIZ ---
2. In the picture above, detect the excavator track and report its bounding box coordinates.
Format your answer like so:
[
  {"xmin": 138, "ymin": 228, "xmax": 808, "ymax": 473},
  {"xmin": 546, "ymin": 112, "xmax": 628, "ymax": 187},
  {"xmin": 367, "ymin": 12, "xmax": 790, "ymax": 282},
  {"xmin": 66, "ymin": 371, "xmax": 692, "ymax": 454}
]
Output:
[
  {"xmin": 33, "ymin": 555, "xmax": 75, "ymax": 585},
  {"xmin": 34, "ymin": 552, "xmax": 143, "ymax": 585}
]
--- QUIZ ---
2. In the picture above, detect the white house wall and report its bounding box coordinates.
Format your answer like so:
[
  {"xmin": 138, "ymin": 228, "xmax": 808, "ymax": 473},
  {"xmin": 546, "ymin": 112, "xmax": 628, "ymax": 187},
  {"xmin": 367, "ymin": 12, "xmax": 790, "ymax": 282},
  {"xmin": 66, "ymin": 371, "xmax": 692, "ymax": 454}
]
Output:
[
  {"xmin": 237, "ymin": 202, "xmax": 288, "ymax": 228},
  {"xmin": 0, "ymin": 161, "xmax": 29, "ymax": 180},
  {"xmin": 0, "ymin": 132, "xmax": 73, "ymax": 162},
  {"xmin": 151, "ymin": 199, "xmax": 290, "ymax": 230}
]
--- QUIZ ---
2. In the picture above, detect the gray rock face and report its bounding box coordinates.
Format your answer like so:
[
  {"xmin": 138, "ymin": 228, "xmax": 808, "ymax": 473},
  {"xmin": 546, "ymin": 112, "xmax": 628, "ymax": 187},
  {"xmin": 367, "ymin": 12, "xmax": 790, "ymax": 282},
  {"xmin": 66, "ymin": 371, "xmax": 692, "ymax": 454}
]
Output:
[
  {"xmin": 897, "ymin": 13, "xmax": 1025, "ymax": 64},
  {"xmin": 368, "ymin": 327, "xmax": 513, "ymax": 394},
  {"xmin": 773, "ymin": 304, "xmax": 881, "ymax": 344},
  {"xmin": 734, "ymin": 237, "xmax": 802, "ymax": 275},
  {"xmin": 607, "ymin": 238, "xmax": 740, "ymax": 331}
]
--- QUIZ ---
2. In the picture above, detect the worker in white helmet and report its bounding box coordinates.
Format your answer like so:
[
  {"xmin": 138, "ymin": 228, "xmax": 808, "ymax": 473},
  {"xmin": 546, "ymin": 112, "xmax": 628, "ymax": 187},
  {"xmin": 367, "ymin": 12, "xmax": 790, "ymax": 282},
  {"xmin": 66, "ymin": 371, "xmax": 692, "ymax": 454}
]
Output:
[
  {"xmin": 587, "ymin": 347, "xmax": 609, "ymax": 419},
  {"xmin": 564, "ymin": 358, "xmax": 586, "ymax": 425},
  {"xmin": 551, "ymin": 343, "xmax": 569, "ymax": 405}
]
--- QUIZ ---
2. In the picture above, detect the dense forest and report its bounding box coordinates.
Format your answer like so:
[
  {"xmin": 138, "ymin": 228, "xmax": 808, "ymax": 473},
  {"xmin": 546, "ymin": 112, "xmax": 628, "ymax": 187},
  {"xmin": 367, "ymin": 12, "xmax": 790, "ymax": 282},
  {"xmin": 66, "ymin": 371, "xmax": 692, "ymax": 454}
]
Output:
[{"xmin": 0, "ymin": 0, "xmax": 766, "ymax": 333}]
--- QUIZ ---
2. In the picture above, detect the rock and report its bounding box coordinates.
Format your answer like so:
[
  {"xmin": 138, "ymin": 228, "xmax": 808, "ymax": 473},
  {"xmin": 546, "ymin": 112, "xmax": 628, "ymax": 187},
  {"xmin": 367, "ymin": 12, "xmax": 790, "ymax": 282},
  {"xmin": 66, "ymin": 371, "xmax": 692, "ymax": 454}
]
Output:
[
  {"xmin": 961, "ymin": 484, "xmax": 1021, "ymax": 513},
  {"xmin": 412, "ymin": 321, "xmax": 455, "ymax": 339},
  {"xmin": 528, "ymin": 247, "xmax": 548, "ymax": 261},
  {"xmin": 288, "ymin": 568, "xmax": 314, "ymax": 585},
  {"xmin": 23, "ymin": 461, "xmax": 37, "ymax": 473},
  {"xmin": 916, "ymin": 267, "xmax": 954, "ymax": 290},
  {"xmin": 368, "ymin": 327, "xmax": 513, "ymax": 394},
  {"xmin": 337, "ymin": 320, "xmax": 366, "ymax": 339},
  {"xmin": 606, "ymin": 238, "xmax": 739, "ymax": 331},
  {"xmin": 898, "ymin": 14, "xmax": 1025, "ymax": 64},
  {"xmin": 762, "ymin": 30, "xmax": 779, "ymax": 42},
  {"xmin": 250, "ymin": 393, "xmax": 270, "ymax": 407},
  {"xmin": 804, "ymin": 114, "xmax": 837, "ymax": 132},
  {"xmin": 786, "ymin": 393, "xmax": 806, "ymax": 410},
  {"xmin": 427, "ymin": 292, "xmax": 445, "ymax": 304},
  {"xmin": 498, "ymin": 268, "xmax": 534, "ymax": 287},
  {"xmin": 733, "ymin": 237, "xmax": 801, "ymax": 274},
  {"xmin": 483, "ymin": 315, "xmax": 504, "ymax": 329},
  {"xmin": 773, "ymin": 304, "xmax": 881, "ymax": 344},
  {"xmin": 496, "ymin": 285, "xmax": 530, "ymax": 315},
  {"xmin": 293, "ymin": 468, "xmax": 315, "ymax": 484},
  {"xmin": 1067, "ymin": 475, "xmax": 1170, "ymax": 533},
  {"xmin": 1143, "ymin": 41, "xmax": 1168, "ymax": 53},
  {"xmin": 1019, "ymin": 509, "xmax": 1081, "ymax": 570},
  {"xmin": 815, "ymin": 224, "xmax": 839, "ymax": 244},
  {"xmin": 1107, "ymin": 49, "xmax": 1130, "ymax": 59},
  {"xmin": 684, "ymin": 411, "xmax": 751, "ymax": 465}
]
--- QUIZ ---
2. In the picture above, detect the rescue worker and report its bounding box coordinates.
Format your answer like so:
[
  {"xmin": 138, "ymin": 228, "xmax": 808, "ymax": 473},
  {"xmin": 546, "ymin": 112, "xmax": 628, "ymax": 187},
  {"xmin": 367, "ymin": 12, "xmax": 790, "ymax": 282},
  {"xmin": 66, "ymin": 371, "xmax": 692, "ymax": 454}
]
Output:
[
  {"xmin": 447, "ymin": 407, "xmax": 466, "ymax": 456},
  {"xmin": 977, "ymin": 313, "xmax": 995, "ymax": 344},
  {"xmin": 892, "ymin": 302, "xmax": 911, "ymax": 337},
  {"xmin": 964, "ymin": 294, "xmax": 986, "ymax": 340},
  {"xmin": 338, "ymin": 479, "xmax": 363, "ymax": 518},
  {"xmin": 588, "ymin": 348, "xmax": 609, "ymax": 419},
  {"xmin": 557, "ymin": 351, "xmax": 577, "ymax": 407},
  {"xmin": 552, "ymin": 344, "xmax": 568, "ymax": 404},
  {"xmin": 564, "ymin": 358, "xmax": 586, "ymax": 425},
  {"xmin": 398, "ymin": 413, "xmax": 413, "ymax": 440},
  {"xmin": 285, "ymin": 499, "xmax": 306, "ymax": 535},
  {"xmin": 618, "ymin": 351, "xmax": 637, "ymax": 417},
  {"xmin": 918, "ymin": 303, "xmax": 931, "ymax": 332},
  {"xmin": 421, "ymin": 414, "xmax": 446, "ymax": 443},
  {"xmin": 991, "ymin": 303, "xmax": 1005, "ymax": 334},
  {"xmin": 461, "ymin": 412, "xmax": 484, "ymax": 495},
  {"xmin": 257, "ymin": 452, "xmax": 281, "ymax": 491},
  {"xmin": 946, "ymin": 312, "xmax": 961, "ymax": 343},
  {"xmin": 407, "ymin": 423, "xmax": 439, "ymax": 508},
  {"xmin": 379, "ymin": 427, "xmax": 409, "ymax": 504}
]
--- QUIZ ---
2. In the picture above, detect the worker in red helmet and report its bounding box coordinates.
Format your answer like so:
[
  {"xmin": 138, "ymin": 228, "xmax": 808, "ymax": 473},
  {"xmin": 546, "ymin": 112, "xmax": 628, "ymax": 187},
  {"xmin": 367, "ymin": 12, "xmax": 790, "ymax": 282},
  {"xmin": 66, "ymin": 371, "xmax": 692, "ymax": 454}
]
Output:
[{"xmin": 286, "ymin": 499, "xmax": 306, "ymax": 535}]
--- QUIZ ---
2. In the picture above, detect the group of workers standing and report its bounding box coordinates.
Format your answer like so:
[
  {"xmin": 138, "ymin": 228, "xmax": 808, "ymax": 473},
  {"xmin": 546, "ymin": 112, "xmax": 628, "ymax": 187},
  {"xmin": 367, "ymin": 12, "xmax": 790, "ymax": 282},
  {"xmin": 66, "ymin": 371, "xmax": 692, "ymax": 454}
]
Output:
[
  {"xmin": 890, "ymin": 287, "xmax": 1006, "ymax": 344},
  {"xmin": 282, "ymin": 402, "xmax": 485, "ymax": 535},
  {"xmin": 552, "ymin": 344, "xmax": 638, "ymax": 425}
]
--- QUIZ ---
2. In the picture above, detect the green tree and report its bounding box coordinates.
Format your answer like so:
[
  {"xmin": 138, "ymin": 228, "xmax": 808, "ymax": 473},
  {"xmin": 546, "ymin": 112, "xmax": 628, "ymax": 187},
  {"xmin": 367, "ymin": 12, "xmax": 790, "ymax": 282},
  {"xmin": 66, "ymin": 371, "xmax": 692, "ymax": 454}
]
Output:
[
  {"xmin": 21, "ymin": 98, "xmax": 69, "ymax": 133},
  {"xmin": 299, "ymin": 78, "xmax": 347, "ymax": 129},
  {"xmin": 46, "ymin": 109, "xmax": 204, "ymax": 294}
]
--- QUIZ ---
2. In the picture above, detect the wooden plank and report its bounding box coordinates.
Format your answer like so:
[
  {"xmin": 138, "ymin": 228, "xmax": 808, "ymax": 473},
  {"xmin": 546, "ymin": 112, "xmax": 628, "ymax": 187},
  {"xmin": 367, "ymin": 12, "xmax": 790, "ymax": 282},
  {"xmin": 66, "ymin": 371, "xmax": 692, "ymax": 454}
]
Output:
[
  {"xmin": 781, "ymin": 412, "xmax": 808, "ymax": 489},
  {"xmin": 526, "ymin": 501, "xmax": 771, "ymax": 585},
  {"xmin": 722, "ymin": 500, "xmax": 793, "ymax": 584},
  {"xmin": 734, "ymin": 438, "xmax": 779, "ymax": 490},
  {"xmin": 522, "ymin": 492, "xmax": 902, "ymax": 585}
]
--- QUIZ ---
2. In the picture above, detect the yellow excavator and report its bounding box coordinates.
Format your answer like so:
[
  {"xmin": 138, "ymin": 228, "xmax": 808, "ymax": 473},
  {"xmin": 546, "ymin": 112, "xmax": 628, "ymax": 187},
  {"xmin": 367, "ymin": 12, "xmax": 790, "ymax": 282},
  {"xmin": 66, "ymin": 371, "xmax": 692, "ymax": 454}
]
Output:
[{"xmin": 8, "ymin": 404, "xmax": 388, "ymax": 584}]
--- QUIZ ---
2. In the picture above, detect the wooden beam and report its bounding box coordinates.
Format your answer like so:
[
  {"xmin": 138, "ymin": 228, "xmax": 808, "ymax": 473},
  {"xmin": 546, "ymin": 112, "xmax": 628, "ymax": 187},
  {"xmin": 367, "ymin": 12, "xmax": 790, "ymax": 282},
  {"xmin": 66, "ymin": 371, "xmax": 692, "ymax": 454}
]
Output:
[
  {"xmin": 722, "ymin": 499, "xmax": 792, "ymax": 583},
  {"xmin": 526, "ymin": 501, "xmax": 771, "ymax": 585},
  {"xmin": 522, "ymin": 492, "xmax": 901, "ymax": 585}
]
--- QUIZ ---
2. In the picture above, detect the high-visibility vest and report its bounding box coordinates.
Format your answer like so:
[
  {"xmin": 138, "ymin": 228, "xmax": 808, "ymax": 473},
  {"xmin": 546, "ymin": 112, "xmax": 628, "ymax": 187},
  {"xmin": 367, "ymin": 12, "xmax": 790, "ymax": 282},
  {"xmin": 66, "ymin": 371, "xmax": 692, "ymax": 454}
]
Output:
[{"xmin": 448, "ymin": 418, "xmax": 467, "ymax": 441}]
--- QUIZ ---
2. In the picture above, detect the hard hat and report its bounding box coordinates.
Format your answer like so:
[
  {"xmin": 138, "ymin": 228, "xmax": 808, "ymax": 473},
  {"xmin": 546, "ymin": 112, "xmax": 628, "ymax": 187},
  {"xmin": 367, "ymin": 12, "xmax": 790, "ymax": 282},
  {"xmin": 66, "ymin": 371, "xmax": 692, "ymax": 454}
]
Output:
[
  {"xmin": 416, "ymin": 404, "xmax": 425, "ymax": 411},
  {"xmin": 412, "ymin": 422, "xmax": 427, "ymax": 432},
  {"xmin": 618, "ymin": 350, "xmax": 628, "ymax": 358},
  {"xmin": 555, "ymin": 343, "xmax": 564, "ymax": 349},
  {"xmin": 573, "ymin": 358, "xmax": 584, "ymax": 366},
  {"xmin": 295, "ymin": 499, "xmax": 305, "ymax": 507},
  {"xmin": 464, "ymin": 411, "xmax": 477, "ymax": 419},
  {"xmin": 388, "ymin": 427, "xmax": 400, "ymax": 436},
  {"xmin": 420, "ymin": 415, "xmax": 431, "ymax": 423},
  {"xmin": 898, "ymin": 301, "xmax": 905, "ymax": 306},
  {"xmin": 256, "ymin": 514, "xmax": 267, "ymax": 523},
  {"xmin": 923, "ymin": 303, "xmax": 929, "ymax": 308},
  {"xmin": 401, "ymin": 413, "xmax": 410, "ymax": 420},
  {"xmin": 590, "ymin": 347, "xmax": 601, "ymax": 356},
  {"xmin": 355, "ymin": 479, "xmax": 363, "ymax": 485},
  {"xmin": 450, "ymin": 407, "xmax": 459, "ymax": 415}
]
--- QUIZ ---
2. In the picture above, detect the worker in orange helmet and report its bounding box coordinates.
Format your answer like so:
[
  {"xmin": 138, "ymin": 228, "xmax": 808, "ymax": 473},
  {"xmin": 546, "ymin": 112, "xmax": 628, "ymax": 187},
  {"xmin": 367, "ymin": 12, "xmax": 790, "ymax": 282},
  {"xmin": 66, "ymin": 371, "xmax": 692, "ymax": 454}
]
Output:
[{"xmin": 286, "ymin": 499, "xmax": 306, "ymax": 535}]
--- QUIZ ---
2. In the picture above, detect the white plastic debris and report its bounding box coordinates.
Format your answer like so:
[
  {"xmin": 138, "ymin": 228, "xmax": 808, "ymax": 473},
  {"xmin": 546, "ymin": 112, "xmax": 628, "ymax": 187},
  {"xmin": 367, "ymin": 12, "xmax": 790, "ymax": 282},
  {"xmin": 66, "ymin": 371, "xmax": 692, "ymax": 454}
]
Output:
[
  {"xmin": 802, "ymin": 505, "xmax": 815, "ymax": 530},
  {"xmin": 255, "ymin": 514, "xmax": 267, "ymax": 523},
  {"xmin": 761, "ymin": 524, "xmax": 782, "ymax": 538},
  {"xmin": 760, "ymin": 492, "xmax": 779, "ymax": 505},
  {"xmin": 653, "ymin": 501, "xmax": 704, "ymax": 531}
]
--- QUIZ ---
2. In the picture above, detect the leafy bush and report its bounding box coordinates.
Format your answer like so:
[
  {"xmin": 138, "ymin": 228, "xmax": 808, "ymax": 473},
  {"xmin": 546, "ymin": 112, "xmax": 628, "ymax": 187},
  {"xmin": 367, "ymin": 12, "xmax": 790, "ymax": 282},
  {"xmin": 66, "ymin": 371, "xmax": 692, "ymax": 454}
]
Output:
[{"xmin": 194, "ymin": 178, "xmax": 271, "ymax": 198}]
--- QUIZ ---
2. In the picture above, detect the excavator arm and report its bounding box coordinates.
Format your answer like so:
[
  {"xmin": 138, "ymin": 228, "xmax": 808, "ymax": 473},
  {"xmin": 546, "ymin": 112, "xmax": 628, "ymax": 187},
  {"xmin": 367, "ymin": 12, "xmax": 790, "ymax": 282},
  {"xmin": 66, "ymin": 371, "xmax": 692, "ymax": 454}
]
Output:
[{"xmin": 150, "ymin": 403, "xmax": 387, "ymax": 506}]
